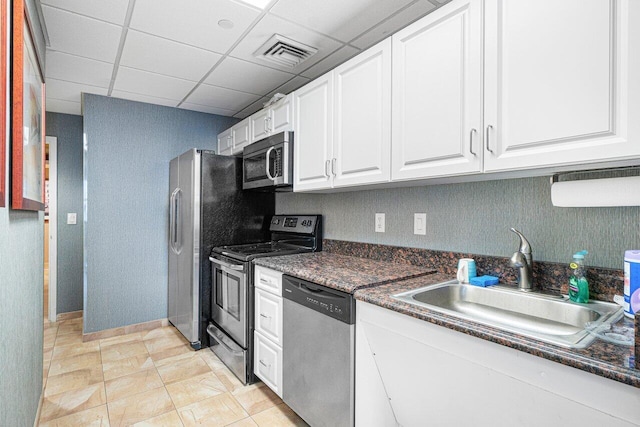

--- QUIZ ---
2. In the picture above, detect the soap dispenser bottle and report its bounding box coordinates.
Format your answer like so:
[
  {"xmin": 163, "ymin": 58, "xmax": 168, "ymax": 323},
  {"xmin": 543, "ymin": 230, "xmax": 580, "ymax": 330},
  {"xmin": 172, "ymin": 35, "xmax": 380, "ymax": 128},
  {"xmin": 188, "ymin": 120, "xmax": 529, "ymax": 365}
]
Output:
[{"xmin": 569, "ymin": 250, "xmax": 589, "ymax": 303}]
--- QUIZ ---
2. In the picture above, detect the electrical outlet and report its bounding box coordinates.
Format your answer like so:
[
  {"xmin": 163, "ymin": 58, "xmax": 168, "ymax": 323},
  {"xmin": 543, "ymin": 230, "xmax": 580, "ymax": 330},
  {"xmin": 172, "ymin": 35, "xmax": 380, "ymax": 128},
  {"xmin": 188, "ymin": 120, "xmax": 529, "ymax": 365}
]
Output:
[
  {"xmin": 375, "ymin": 213, "xmax": 385, "ymax": 233},
  {"xmin": 414, "ymin": 213, "xmax": 426, "ymax": 235}
]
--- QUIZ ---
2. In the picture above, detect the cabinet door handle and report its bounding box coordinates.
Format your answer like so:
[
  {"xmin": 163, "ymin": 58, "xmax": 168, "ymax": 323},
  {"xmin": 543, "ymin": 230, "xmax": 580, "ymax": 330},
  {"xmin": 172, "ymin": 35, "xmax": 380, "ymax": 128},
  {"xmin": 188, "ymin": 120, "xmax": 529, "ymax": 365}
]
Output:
[
  {"xmin": 259, "ymin": 359, "xmax": 271, "ymax": 368},
  {"xmin": 486, "ymin": 125, "xmax": 494, "ymax": 154},
  {"xmin": 325, "ymin": 160, "xmax": 331, "ymax": 178},
  {"xmin": 331, "ymin": 158, "xmax": 337, "ymax": 176},
  {"xmin": 469, "ymin": 128, "xmax": 477, "ymax": 156},
  {"xmin": 259, "ymin": 313, "xmax": 271, "ymax": 319}
]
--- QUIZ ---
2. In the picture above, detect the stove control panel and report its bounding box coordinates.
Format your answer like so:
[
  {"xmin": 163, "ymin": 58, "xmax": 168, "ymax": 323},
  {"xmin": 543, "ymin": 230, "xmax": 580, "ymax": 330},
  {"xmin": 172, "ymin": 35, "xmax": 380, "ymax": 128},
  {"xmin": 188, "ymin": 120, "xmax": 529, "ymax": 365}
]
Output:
[{"xmin": 270, "ymin": 215, "xmax": 319, "ymax": 234}]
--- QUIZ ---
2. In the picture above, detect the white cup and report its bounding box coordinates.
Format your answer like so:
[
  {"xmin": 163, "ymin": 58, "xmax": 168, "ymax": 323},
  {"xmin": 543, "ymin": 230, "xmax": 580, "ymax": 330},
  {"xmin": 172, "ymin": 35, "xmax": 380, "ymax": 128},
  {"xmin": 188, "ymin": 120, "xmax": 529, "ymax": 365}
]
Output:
[{"xmin": 457, "ymin": 258, "xmax": 477, "ymax": 283}]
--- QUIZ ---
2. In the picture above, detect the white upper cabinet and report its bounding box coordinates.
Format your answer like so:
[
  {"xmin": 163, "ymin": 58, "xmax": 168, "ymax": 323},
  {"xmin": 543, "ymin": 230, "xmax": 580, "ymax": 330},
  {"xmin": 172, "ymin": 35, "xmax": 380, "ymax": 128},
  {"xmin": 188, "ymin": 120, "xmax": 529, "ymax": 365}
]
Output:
[
  {"xmin": 231, "ymin": 117, "xmax": 251, "ymax": 155},
  {"xmin": 392, "ymin": 0, "xmax": 483, "ymax": 181},
  {"xmin": 334, "ymin": 38, "xmax": 391, "ymax": 188},
  {"xmin": 293, "ymin": 73, "xmax": 334, "ymax": 191},
  {"xmin": 251, "ymin": 94, "xmax": 295, "ymax": 143},
  {"xmin": 294, "ymin": 39, "xmax": 392, "ymax": 191},
  {"xmin": 483, "ymin": 0, "xmax": 640, "ymax": 171},
  {"xmin": 217, "ymin": 127, "xmax": 232, "ymax": 155}
]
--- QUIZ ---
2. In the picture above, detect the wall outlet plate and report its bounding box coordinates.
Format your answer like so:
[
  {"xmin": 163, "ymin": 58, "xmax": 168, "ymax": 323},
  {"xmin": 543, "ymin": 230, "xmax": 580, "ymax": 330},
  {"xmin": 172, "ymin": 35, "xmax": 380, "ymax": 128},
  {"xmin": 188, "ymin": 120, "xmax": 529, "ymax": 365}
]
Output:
[
  {"xmin": 375, "ymin": 213, "xmax": 385, "ymax": 233},
  {"xmin": 414, "ymin": 213, "xmax": 426, "ymax": 235}
]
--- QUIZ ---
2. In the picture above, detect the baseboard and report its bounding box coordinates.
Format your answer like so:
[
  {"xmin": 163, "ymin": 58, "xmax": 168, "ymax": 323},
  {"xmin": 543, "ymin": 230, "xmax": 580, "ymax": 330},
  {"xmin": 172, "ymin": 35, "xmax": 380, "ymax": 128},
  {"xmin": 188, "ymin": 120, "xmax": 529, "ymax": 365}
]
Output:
[
  {"xmin": 56, "ymin": 310, "xmax": 83, "ymax": 321},
  {"xmin": 82, "ymin": 318, "xmax": 169, "ymax": 342},
  {"xmin": 33, "ymin": 388, "xmax": 44, "ymax": 427}
]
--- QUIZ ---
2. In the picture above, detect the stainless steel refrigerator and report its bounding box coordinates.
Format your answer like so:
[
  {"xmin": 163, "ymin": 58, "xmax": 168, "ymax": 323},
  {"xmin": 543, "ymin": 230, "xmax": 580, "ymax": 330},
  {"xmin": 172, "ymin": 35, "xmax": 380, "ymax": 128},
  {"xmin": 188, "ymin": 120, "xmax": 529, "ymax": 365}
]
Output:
[{"xmin": 168, "ymin": 149, "xmax": 274, "ymax": 349}]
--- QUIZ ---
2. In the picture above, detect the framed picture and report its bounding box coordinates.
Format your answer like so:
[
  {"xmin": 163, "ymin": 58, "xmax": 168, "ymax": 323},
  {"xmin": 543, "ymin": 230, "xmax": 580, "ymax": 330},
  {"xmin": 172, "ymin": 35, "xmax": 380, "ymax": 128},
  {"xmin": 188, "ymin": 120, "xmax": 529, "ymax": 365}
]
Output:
[
  {"xmin": 0, "ymin": 0, "xmax": 7, "ymax": 207},
  {"xmin": 12, "ymin": 0, "xmax": 45, "ymax": 211}
]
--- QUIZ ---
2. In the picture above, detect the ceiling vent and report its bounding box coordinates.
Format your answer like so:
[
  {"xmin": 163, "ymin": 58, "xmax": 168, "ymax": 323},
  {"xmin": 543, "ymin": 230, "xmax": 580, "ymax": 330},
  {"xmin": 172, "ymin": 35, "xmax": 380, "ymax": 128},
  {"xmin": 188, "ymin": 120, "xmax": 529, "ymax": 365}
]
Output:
[{"xmin": 254, "ymin": 34, "xmax": 318, "ymax": 68}]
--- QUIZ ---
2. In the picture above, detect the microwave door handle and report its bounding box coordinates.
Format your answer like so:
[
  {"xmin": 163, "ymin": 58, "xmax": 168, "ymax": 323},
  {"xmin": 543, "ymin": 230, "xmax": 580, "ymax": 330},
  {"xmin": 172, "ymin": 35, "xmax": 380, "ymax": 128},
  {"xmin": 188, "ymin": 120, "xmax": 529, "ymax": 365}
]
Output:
[{"xmin": 265, "ymin": 146, "xmax": 276, "ymax": 181}]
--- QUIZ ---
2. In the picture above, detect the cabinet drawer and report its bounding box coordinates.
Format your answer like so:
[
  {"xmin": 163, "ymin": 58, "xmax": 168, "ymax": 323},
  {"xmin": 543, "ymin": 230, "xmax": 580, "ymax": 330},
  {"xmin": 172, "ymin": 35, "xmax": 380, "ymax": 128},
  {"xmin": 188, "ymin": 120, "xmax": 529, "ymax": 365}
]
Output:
[
  {"xmin": 255, "ymin": 288, "xmax": 282, "ymax": 345},
  {"xmin": 254, "ymin": 331, "xmax": 282, "ymax": 397},
  {"xmin": 255, "ymin": 266, "xmax": 283, "ymax": 295}
]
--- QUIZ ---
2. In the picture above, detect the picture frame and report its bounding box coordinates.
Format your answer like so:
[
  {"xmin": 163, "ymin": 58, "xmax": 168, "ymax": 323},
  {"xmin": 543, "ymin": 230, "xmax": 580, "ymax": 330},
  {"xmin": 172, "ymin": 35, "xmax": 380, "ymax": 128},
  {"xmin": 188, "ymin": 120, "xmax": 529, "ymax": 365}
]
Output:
[
  {"xmin": 12, "ymin": 0, "xmax": 45, "ymax": 211},
  {"xmin": 0, "ymin": 0, "xmax": 7, "ymax": 207}
]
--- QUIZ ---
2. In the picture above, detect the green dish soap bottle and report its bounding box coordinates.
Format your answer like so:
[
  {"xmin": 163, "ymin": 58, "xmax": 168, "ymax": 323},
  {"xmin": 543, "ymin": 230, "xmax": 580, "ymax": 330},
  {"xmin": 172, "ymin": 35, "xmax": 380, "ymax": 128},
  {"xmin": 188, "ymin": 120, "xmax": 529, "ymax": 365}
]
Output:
[{"xmin": 569, "ymin": 250, "xmax": 589, "ymax": 303}]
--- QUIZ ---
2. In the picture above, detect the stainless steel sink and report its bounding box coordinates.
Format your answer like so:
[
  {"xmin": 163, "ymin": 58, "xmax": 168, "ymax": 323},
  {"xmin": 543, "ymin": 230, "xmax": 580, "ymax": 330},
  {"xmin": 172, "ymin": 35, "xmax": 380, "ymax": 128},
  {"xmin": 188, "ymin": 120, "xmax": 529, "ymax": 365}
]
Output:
[{"xmin": 393, "ymin": 280, "xmax": 623, "ymax": 348}]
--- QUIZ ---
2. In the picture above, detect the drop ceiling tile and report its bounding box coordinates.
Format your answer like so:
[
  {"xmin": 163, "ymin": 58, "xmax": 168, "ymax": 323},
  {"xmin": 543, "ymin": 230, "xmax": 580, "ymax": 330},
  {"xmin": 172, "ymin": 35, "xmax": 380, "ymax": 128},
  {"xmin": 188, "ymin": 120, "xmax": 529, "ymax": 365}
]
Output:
[
  {"xmin": 205, "ymin": 57, "xmax": 294, "ymax": 96},
  {"xmin": 111, "ymin": 91, "xmax": 180, "ymax": 108},
  {"xmin": 266, "ymin": 75, "xmax": 310, "ymax": 98},
  {"xmin": 46, "ymin": 78, "xmax": 107, "ymax": 103},
  {"xmin": 42, "ymin": 5, "xmax": 122, "ymax": 62},
  {"xmin": 46, "ymin": 98, "xmax": 82, "ymax": 115},
  {"xmin": 184, "ymin": 84, "xmax": 261, "ymax": 112},
  {"xmin": 351, "ymin": 1, "xmax": 437, "ymax": 49},
  {"xmin": 269, "ymin": 0, "xmax": 414, "ymax": 43},
  {"xmin": 113, "ymin": 67, "xmax": 196, "ymax": 101},
  {"xmin": 46, "ymin": 50, "xmax": 113, "ymax": 88},
  {"xmin": 179, "ymin": 103, "xmax": 237, "ymax": 117},
  {"xmin": 300, "ymin": 45, "xmax": 360, "ymax": 79},
  {"xmin": 231, "ymin": 14, "xmax": 342, "ymax": 73},
  {"xmin": 233, "ymin": 97, "xmax": 270, "ymax": 119},
  {"xmin": 40, "ymin": 0, "xmax": 130, "ymax": 24},
  {"xmin": 120, "ymin": 30, "xmax": 222, "ymax": 82},
  {"xmin": 130, "ymin": 0, "xmax": 261, "ymax": 54}
]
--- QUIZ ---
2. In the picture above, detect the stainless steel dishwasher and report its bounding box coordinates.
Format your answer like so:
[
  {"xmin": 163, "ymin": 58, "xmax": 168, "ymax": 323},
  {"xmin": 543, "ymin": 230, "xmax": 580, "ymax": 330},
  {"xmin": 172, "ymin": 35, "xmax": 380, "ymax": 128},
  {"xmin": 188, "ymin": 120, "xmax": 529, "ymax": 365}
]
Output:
[{"xmin": 282, "ymin": 274, "xmax": 355, "ymax": 427}]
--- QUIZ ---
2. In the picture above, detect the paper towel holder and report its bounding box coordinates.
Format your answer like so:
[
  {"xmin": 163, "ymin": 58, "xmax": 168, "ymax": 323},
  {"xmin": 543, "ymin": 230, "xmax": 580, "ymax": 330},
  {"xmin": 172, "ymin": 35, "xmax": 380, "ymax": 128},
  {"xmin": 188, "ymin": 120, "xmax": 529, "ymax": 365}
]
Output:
[{"xmin": 550, "ymin": 167, "xmax": 640, "ymax": 207}]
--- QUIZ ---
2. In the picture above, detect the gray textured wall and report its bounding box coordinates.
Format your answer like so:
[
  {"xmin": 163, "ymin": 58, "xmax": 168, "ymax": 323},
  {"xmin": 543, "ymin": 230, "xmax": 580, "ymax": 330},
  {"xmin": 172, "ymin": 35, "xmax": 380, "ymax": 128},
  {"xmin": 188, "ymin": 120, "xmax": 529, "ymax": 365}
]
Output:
[
  {"xmin": 46, "ymin": 112, "xmax": 84, "ymax": 314},
  {"xmin": 82, "ymin": 94, "xmax": 238, "ymax": 333},
  {"xmin": 277, "ymin": 177, "xmax": 640, "ymax": 269},
  {"xmin": 0, "ymin": 0, "xmax": 46, "ymax": 424}
]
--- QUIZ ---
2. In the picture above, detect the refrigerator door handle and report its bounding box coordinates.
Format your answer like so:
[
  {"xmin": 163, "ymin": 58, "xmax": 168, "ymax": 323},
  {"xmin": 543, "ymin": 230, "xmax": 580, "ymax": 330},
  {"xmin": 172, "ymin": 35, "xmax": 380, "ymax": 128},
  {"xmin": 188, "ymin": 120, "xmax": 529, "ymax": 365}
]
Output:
[
  {"xmin": 169, "ymin": 188, "xmax": 180, "ymax": 254},
  {"xmin": 175, "ymin": 189, "xmax": 182, "ymax": 252}
]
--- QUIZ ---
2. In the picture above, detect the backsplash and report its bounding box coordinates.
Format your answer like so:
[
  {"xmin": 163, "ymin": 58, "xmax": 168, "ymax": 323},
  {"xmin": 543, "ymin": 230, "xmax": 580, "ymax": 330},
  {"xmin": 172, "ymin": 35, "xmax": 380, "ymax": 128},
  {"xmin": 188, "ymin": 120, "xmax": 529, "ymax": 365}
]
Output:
[
  {"xmin": 276, "ymin": 176, "xmax": 640, "ymax": 270},
  {"xmin": 323, "ymin": 239, "xmax": 623, "ymax": 302}
]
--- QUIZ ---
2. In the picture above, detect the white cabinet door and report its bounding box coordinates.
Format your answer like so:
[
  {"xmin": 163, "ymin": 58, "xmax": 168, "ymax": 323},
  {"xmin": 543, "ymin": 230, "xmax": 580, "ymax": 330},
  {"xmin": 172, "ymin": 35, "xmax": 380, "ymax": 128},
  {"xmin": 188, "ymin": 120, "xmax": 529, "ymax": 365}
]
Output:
[
  {"xmin": 333, "ymin": 39, "xmax": 391, "ymax": 188},
  {"xmin": 391, "ymin": 0, "xmax": 483, "ymax": 181},
  {"xmin": 231, "ymin": 118, "xmax": 251, "ymax": 155},
  {"xmin": 483, "ymin": 0, "xmax": 640, "ymax": 171},
  {"xmin": 270, "ymin": 94, "xmax": 294, "ymax": 134},
  {"xmin": 255, "ymin": 288, "xmax": 283, "ymax": 346},
  {"xmin": 255, "ymin": 265, "xmax": 282, "ymax": 295},
  {"xmin": 254, "ymin": 331, "xmax": 282, "ymax": 398},
  {"xmin": 293, "ymin": 73, "xmax": 334, "ymax": 191},
  {"xmin": 217, "ymin": 128, "xmax": 232, "ymax": 155},
  {"xmin": 251, "ymin": 108, "xmax": 270, "ymax": 143}
]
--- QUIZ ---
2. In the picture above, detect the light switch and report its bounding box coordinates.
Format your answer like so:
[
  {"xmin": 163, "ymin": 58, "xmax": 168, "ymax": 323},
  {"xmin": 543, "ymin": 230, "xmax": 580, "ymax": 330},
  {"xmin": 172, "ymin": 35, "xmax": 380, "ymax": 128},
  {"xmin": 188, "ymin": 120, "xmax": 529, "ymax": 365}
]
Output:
[
  {"xmin": 414, "ymin": 213, "xmax": 426, "ymax": 235},
  {"xmin": 375, "ymin": 213, "xmax": 385, "ymax": 233},
  {"xmin": 67, "ymin": 213, "xmax": 77, "ymax": 225}
]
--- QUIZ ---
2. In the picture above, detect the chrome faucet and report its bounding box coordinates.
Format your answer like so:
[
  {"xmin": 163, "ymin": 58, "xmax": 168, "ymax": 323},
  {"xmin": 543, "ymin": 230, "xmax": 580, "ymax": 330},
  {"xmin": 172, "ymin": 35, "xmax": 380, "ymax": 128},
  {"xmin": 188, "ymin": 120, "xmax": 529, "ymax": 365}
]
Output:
[{"xmin": 509, "ymin": 228, "xmax": 533, "ymax": 292}]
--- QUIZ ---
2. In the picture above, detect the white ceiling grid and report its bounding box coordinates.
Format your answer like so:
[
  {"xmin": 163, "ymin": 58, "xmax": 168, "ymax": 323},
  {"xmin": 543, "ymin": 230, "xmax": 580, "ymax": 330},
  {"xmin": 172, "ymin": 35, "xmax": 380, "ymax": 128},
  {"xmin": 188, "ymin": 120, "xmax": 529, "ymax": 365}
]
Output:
[{"xmin": 41, "ymin": 0, "xmax": 448, "ymax": 118}]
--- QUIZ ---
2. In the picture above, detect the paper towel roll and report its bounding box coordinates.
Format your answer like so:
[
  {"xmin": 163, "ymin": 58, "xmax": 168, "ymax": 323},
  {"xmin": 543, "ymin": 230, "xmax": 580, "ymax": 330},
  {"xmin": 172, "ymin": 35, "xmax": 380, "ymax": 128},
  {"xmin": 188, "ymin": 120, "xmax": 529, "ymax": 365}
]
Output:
[{"xmin": 550, "ymin": 176, "xmax": 640, "ymax": 207}]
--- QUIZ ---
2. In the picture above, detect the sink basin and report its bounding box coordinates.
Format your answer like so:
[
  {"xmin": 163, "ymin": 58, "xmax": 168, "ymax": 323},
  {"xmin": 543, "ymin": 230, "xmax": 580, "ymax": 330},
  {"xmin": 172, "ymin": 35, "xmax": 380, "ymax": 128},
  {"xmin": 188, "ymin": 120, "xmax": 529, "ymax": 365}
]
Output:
[{"xmin": 393, "ymin": 280, "xmax": 623, "ymax": 348}]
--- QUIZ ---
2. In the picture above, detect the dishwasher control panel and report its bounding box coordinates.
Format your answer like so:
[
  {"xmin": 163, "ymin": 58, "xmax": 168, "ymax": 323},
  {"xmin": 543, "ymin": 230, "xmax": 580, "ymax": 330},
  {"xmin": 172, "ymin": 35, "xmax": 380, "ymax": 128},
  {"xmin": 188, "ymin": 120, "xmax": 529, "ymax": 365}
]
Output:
[{"xmin": 282, "ymin": 275, "xmax": 355, "ymax": 324}]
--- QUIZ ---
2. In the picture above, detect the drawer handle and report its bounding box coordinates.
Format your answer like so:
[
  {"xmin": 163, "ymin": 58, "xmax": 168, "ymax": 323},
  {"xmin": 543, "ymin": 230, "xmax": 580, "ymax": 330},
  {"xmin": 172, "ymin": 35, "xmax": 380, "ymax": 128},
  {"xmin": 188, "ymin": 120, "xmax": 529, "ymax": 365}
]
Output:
[{"xmin": 259, "ymin": 360, "xmax": 271, "ymax": 368}]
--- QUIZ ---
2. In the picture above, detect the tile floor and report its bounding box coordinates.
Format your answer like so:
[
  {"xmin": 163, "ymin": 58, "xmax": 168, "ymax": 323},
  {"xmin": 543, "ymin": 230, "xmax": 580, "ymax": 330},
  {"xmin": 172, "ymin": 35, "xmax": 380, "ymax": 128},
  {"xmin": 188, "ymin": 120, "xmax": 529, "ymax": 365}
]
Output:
[{"xmin": 40, "ymin": 318, "xmax": 308, "ymax": 426}]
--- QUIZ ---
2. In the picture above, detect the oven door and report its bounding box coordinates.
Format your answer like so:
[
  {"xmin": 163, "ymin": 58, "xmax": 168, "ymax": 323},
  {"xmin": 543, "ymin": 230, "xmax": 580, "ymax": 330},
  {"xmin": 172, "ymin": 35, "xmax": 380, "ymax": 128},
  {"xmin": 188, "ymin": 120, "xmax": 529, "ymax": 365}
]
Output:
[{"xmin": 210, "ymin": 256, "xmax": 248, "ymax": 347}]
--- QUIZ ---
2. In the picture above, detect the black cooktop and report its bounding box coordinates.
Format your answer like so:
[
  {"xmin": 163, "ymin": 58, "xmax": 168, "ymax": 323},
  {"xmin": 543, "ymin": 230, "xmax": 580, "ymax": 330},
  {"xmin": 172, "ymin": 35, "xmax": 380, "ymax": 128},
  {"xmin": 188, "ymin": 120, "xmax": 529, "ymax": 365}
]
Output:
[{"xmin": 211, "ymin": 215, "xmax": 322, "ymax": 262}]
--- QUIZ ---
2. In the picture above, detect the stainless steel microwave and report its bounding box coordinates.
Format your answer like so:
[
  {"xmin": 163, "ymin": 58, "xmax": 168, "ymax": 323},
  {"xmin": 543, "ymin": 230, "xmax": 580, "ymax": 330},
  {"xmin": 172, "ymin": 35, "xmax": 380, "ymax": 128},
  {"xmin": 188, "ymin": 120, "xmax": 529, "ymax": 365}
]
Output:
[{"xmin": 242, "ymin": 131, "xmax": 293, "ymax": 191}]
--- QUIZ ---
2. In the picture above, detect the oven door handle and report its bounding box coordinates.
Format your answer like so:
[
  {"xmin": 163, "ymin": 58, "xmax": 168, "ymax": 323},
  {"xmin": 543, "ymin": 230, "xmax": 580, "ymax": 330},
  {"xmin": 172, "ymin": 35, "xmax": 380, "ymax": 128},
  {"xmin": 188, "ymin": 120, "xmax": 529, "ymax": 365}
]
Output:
[
  {"xmin": 209, "ymin": 257, "xmax": 244, "ymax": 271},
  {"xmin": 265, "ymin": 146, "xmax": 276, "ymax": 181},
  {"xmin": 207, "ymin": 324, "xmax": 244, "ymax": 356}
]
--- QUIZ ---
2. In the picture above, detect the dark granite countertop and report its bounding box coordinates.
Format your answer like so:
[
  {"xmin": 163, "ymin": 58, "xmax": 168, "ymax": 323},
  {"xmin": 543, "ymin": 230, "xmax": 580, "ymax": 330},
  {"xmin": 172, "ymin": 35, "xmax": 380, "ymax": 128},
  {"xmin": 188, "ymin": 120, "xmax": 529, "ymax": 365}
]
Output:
[
  {"xmin": 354, "ymin": 273, "xmax": 640, "ymax": 389},
  {"xmin": 253, "ymin": 252, "xmax": 435, "ymax": 293}
]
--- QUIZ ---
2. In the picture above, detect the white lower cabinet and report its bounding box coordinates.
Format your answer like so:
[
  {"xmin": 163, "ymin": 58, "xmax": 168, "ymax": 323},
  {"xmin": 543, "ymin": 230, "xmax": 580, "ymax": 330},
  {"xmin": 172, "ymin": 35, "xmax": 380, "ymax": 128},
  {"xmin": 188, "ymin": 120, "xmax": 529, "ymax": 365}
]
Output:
[
  {"xmin": 254, "ymin": 266, "xmax": 283, "ymax": 397},
  {"xmin": 254, "ymin": 329, "xmax": 282, "ymax": 396},
  {"xmin": 356, "ymin": 301, "xmax": 640, "ymax": 427}
]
